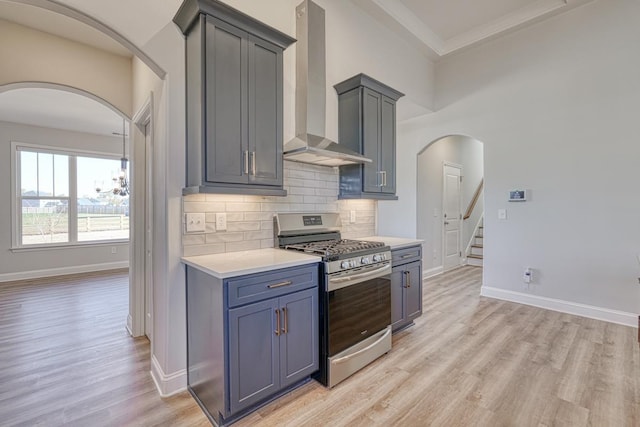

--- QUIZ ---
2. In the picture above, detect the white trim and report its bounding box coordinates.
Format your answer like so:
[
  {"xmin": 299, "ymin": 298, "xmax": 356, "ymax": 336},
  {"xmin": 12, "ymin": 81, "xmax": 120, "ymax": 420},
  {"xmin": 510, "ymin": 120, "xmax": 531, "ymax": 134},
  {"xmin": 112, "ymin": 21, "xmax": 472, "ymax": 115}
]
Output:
[
  {"xmin": 481, "ymin": 286, "xmax": 638, "ymax": 328},
  {"xmin": 423, "ymin": 265, "xmax": 443, "ymax": 279},
  {"xmin": 0, "ymin": 261, "xmax": 128, "ymax": 283},
  {"xmin": 129, "ymin": 94, "xmax": 154, "ymax": 339},
  {"xmin": 150, "ymin": 355, "xmax": 187, "ymax": 397}
]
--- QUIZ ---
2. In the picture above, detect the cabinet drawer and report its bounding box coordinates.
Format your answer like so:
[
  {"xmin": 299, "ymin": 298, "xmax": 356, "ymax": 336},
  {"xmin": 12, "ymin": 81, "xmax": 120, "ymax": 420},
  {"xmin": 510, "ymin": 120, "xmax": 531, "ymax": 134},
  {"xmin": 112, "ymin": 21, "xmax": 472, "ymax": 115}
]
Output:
[
  {"xmin": 391, "ymin": 245, "xmax": 422, "ymax": 266},
  {"xmin": 227, "ymin": 264, "xmax": 318, "ymax": 308}
]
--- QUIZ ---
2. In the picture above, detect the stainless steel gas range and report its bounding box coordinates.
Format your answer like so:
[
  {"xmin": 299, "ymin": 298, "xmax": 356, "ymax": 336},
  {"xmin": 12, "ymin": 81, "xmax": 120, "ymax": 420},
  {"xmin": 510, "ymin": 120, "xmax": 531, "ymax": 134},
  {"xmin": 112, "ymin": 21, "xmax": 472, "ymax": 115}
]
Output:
[{"xmin": 275, "ymin": 212, "xmax": 392, "ymax": 388}]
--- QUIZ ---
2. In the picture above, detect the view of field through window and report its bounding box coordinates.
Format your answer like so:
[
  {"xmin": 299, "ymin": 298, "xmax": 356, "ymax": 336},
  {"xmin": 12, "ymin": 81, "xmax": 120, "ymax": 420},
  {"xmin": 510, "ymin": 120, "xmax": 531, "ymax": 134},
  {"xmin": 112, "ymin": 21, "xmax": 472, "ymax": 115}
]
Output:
[{"xmin": 19, "ymin": 149, "xmax": 129, "ymax": 245}]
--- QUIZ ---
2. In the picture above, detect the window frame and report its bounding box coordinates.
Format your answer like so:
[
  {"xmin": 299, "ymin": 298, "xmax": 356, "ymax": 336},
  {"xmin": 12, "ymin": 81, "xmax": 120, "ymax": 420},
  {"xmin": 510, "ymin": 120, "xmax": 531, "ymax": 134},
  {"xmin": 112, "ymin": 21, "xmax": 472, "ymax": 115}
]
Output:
[{"xmin": 11, "ymin": 141, "xmax": 130, "ymax": 250}]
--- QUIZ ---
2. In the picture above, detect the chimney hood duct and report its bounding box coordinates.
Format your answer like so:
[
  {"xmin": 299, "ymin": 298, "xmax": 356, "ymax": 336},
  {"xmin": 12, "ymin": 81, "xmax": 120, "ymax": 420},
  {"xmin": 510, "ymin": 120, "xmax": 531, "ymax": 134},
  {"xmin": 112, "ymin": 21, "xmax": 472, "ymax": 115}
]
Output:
[{"xmin": 283, "ymin": 0, "xmax": 371, "ymax": 167}]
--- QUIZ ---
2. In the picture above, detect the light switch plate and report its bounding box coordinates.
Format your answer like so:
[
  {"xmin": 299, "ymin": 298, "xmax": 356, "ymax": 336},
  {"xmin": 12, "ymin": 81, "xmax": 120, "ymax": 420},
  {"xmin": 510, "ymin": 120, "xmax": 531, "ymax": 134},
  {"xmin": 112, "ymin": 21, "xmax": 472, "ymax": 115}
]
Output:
[
  {"xmin": 185, "ymin": 213, "xmax": 206, "ymax": 233},
  {"xmin": 350, "ymin": 210, "xmax": 356, "ymax": 223},
  {"xmin": 215, "ymin": 212, "xmax": 227, "ymax": 231},
  {"xmin": 498, "ymin": 209, "xmax": 507, "ymax": 220}
]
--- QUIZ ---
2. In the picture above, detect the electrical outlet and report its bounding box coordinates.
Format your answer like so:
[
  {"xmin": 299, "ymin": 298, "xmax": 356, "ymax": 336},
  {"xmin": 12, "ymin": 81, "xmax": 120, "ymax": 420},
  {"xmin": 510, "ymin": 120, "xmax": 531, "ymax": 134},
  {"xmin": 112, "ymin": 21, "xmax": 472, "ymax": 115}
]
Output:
[
  {"xmin": 350, "ymin": 210, "xmax": 356, "ymax": 223},
  {"xmin": 185, "ymin": 213, "xmax": 206, "ymax": 233},
  {"xmin": 498, "ymin": 209, "xmax": 507, "ymax": 220},
  {"xmin": 216, "ymin": 213, "xmax": 227, "ymax": 231},
  {"xmin": 523, "ymin": 267, "xmax": 532, "ymax": 283},
  {"xmin": 111, "ymin": 247, "xmax": 117, "ymax": 254}
]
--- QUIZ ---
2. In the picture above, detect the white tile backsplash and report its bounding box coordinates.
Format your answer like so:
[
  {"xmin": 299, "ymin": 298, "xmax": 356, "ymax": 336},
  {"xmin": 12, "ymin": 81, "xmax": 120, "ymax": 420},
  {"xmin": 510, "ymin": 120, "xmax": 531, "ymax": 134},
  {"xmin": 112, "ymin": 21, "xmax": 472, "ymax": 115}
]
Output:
[{"xmin": 182, "ymin": 161, "xmax": 377, "ymax": 256}]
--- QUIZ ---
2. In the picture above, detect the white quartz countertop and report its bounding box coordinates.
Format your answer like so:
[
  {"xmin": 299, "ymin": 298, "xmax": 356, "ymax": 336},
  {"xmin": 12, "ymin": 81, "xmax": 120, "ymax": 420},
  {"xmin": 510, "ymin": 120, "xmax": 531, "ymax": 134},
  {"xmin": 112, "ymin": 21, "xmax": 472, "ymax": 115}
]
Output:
[
  {"xmin": 357, "ymin": 236, "xmax": 424, "ymax": 250},
  {"xmin": 182, "ymin": 248, "xmax": 321, "ymax": 279}
]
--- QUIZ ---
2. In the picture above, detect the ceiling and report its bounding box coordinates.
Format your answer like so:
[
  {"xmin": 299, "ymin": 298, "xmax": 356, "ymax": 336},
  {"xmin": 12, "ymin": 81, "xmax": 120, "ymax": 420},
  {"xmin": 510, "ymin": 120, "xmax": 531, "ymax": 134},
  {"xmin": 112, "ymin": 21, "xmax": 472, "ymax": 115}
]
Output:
[
  {"xmin": 0, "ymin": 0, "xmax": 594, "ymax": 134},
  {"xmin": 354, "ymin": 0, "xmax": 595, "ymax": 57}
]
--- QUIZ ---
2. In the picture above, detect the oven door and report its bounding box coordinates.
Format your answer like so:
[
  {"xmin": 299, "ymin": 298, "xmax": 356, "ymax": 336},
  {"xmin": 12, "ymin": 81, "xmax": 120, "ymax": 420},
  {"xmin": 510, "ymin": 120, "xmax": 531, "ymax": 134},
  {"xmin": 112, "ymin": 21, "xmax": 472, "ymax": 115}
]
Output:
[{"xmin": 327, "ymin": 263, "xmax": 391, "ymax": 356}]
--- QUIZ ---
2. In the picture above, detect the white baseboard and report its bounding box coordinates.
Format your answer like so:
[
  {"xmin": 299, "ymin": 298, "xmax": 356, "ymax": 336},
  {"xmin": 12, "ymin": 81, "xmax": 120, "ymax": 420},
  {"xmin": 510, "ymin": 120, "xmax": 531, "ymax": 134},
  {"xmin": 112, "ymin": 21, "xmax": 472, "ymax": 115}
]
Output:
[
  {"xmin": 423, "ymin": 266, "xmax": 443, "ymax": 279},
  {"xmin": 150, "ymin": 354, "xmax": 187, "ymax": 397},
  {"xmin": 481, "ymin": 286, "xmax": 637, "ymax": 328},
  {"xmin": 0, "ymin": 261, "xmax": 129, "ymax": 283}
]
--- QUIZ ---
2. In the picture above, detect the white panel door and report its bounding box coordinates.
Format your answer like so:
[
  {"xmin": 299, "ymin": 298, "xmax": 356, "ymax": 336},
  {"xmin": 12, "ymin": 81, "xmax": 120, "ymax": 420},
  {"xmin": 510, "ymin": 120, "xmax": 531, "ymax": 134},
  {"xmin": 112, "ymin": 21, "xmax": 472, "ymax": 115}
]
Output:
[{"xmin": 443, "ymin": 164, "xmax": 462, "ymax": 271}]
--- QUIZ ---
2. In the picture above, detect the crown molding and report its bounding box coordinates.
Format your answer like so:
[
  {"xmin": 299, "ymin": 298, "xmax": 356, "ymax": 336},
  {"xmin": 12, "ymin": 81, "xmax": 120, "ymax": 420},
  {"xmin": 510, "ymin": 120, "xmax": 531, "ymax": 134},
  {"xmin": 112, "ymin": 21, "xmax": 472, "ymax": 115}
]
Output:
[{"xmin": 355, "ymin": 0, "xmax": 595, "ymax": 59}]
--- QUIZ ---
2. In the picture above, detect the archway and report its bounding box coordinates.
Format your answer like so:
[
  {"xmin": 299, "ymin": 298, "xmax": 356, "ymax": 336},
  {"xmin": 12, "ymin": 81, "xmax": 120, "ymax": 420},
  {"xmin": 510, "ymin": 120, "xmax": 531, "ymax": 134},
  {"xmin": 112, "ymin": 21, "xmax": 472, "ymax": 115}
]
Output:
[
  {"xmin": 417, "ymin": 135, "xmax": 484, "ymax": 277},
  {"xmin": 0, "ymin": 2, "xmax": 168, "ymax": 341}
]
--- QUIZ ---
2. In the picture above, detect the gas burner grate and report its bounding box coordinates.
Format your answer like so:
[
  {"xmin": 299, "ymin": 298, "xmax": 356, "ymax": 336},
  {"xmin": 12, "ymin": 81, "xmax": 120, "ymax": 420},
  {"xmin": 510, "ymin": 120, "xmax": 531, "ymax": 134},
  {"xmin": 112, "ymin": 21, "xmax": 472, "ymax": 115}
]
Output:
[{"xmin": 285, "ymin": 239, "xmax": 385, "ymax": 258}]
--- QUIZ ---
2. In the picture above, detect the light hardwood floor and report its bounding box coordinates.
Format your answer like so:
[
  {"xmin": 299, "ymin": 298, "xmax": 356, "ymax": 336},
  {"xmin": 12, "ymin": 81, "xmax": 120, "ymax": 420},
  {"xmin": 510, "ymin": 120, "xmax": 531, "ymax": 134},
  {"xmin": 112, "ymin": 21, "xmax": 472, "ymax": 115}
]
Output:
[{"xmin": 1, "ymin": 267, "xmax": 638, "ymax": 426}]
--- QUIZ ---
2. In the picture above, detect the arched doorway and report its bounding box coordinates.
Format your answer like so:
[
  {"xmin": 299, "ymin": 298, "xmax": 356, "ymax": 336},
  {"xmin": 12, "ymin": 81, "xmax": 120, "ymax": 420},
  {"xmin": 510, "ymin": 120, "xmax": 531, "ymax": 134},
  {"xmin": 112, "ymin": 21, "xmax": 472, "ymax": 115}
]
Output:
[
  {"xmin": 417, "ymin": 135, "xmax": 484, "ymax": 276},
  {"xmin": 0, "ymin": 2, "xmax": 166, "ymax": 340}
]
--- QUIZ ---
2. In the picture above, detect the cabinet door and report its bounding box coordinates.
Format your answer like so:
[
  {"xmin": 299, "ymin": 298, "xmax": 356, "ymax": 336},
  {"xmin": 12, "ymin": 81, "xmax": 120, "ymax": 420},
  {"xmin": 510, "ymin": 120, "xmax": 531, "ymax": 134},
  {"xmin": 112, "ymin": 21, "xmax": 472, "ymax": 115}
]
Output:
[
  {"xmin": 205, "ymin": 17, "xmax": 248, "ymax": 185},
  {"xmin": 380, "ymin": 95, "xmax": 396, "ymax": 194},
  {"xmin": 278, "ymin": 288, "xmax": 318, "ymax": 389},
  {"xmin": 362, "ymin": 88, "xmax": 381, "ymax": 193},
  {"xmin": 404, "ymin": 262, "xmax": 422, "ymax": 321},
  {"xmin": 228, "ymin": 298, "xmax": 279, "ymax": 414},
  {"xmin": 248, "ymin": 36, "xmax": 283, "ymax": 187},
  {"xmin": 390, "ymin": 266, "xmax": 405, "ymax": 331}
]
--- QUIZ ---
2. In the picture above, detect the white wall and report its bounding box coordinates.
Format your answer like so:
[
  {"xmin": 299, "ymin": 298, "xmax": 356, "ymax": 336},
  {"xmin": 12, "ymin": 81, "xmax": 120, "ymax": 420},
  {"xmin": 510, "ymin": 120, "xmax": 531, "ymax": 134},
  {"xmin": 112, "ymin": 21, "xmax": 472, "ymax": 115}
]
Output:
[
  {"xmin": 379, "ymin": 0, "xmax": 640, "ymax": 321},
  {"xmin": 0, "ymin": 121, "xmax": 129, "ymax": 281},
  {"xmin": 0, "ymin": 19, "xmax": 132, "ymax": 116},
  {"xmin": 416, "ymin": 135, "xmax": 483, "ymax": 273}
]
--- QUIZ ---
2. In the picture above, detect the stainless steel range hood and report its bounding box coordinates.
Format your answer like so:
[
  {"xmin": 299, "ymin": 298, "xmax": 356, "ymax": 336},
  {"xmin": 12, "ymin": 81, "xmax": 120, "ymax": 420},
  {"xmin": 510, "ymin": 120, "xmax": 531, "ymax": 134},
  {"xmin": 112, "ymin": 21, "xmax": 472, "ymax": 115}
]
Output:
[{"xmin": 283, "ymin": 0, "xmax": 371, "ymax": 167}]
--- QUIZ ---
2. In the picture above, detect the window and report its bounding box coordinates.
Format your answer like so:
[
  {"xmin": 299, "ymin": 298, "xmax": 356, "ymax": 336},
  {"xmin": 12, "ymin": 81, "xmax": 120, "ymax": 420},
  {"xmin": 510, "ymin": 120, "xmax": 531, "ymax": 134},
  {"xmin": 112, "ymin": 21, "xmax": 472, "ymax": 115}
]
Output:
[{"xmin": 14, "ymin": 144, "xmax": 129, "ymax": 247}]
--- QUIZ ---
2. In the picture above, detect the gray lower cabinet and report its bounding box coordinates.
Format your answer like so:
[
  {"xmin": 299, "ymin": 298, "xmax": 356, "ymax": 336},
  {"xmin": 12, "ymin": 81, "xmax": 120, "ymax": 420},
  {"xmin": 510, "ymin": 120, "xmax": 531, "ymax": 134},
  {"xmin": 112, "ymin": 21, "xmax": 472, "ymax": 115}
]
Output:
[
  {"xmin": 334, "ymin": 74, "xmax": 404, "ymax": 200},
  {"xmin": 228, "ymin": 287, "xmax": 318, "ymax": 414},
  {"xmin": 390, "ymin": 245, "xmax": 423, "ymax": 332},
  {"xmin": 174, "ymin": 0, "xmax": 295, "ymax": 196},
  {"xmin": 186, "ymin": 263, "xmax": 318, "ymax": 426}
]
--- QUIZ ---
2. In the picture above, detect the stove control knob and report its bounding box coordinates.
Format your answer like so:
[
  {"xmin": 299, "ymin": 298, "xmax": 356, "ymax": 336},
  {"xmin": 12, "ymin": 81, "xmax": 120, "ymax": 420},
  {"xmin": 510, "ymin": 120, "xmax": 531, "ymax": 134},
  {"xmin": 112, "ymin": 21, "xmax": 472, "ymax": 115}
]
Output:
[
  {"xmin": 361, "ymin": 257, "xmax": 371, "ymax": 265},
  {"xmin": 350, "ymin": 260, "xmax": 357, "ymax": 268},
  {"xmin": 341, "ymin": 261, "xmax": 351, "ymax": 269},
  {"xmin": 373, "ymin": 254, "xmax": 380, "ymax": 262}
]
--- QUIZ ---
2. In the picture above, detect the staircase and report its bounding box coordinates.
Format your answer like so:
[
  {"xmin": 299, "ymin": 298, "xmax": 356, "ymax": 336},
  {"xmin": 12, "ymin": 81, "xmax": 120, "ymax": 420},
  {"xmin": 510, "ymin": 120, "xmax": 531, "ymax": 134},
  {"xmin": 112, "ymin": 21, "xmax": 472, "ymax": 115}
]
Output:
[{"xmin": 467, "ymin": 221, "xmax": 483, "ymax": 267}]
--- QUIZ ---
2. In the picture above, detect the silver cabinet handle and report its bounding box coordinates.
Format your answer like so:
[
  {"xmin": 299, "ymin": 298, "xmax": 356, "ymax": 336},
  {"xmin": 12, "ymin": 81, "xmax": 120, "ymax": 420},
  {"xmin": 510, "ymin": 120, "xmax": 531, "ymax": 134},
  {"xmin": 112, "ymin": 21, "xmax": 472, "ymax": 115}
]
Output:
[
  {"xmin": 251, "ymin": 151, "xmax": 256, "ymax": 176},
  {"xmin": 275, "ymin": 308, "xmax": 280, "ymax": 336},
  {"xmin": 243, "ymin": 150, "xmax": 249, "ymax": 174},
  {"xmin": 382, "ymin": 171, "xmax": 387, "ymax": 187},
  {"xmin": 406, "ymin": 270, "xmax": 411, "ymax": 288},
  {"xmin": 378, "ymin": 171, "xmax": 384, "ymax": 187},
  {"xmin": 401, "ymin": 254, "xmax": 412, "ymax": 259},
  {"xmin": 267, "ymin": 280, "xmax": 292, "ymax": 289}
]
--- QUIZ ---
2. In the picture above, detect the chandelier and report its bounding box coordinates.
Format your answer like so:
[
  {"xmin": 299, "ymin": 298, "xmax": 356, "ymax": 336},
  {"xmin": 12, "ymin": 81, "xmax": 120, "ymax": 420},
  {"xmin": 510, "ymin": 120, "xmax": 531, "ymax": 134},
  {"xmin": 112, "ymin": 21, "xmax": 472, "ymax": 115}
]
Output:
[{"xmin": 96, "ymin": 119, "xmax": 129, "ymax": 196}]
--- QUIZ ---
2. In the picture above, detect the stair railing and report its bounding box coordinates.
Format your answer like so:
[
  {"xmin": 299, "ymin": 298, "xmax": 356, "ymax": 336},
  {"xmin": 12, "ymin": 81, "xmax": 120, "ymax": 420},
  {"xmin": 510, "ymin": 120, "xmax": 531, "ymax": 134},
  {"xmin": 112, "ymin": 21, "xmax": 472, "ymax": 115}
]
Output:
[{"xmin": 463, "ymin": 178, "xmax": 483, "ymax": 220}]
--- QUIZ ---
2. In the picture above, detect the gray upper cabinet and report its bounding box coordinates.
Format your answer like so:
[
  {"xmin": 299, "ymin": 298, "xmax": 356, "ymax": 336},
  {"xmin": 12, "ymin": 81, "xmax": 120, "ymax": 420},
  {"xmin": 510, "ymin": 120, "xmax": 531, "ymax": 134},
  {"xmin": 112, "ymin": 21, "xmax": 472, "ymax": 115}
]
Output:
[
  {"xmin": 334, "ymin": 74, "xmax": 404, "ymax": 200},
  {"xmin": 174, "ymin": 0, "xmax": 295, "ymax": 196}
]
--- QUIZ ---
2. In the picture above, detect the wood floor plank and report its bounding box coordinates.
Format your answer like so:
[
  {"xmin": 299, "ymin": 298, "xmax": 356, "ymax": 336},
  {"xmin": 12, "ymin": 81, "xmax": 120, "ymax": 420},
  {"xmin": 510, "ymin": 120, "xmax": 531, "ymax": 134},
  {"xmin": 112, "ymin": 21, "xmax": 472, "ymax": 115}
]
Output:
[{"xmin": 1, "ymin": 266, "xmax": 638, "ymax": 426}]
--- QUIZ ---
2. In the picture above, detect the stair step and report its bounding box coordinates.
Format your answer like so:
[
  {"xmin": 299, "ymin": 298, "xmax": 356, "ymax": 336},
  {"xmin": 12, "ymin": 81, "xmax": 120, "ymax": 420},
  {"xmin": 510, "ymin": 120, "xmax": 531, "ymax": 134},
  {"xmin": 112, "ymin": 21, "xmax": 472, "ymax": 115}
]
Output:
[
  {"xmin": 468, "ymin": 254, "xmax": 483, "ymax": 259},
  {"xmin": 471, "ymin": 244, "xmax": 483, "ymax": 248}
]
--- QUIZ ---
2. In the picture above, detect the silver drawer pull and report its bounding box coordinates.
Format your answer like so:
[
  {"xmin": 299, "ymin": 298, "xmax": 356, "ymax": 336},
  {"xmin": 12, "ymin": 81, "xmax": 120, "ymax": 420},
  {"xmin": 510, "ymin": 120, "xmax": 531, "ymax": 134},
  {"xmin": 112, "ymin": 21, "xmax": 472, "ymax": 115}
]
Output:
[
  {"xmin": 400, "ymin": 254, "xmax": 413, "ymax": 259},
  {"xmin": 267, "ymin": 280, "xmax": 293, "ymax": 289}
]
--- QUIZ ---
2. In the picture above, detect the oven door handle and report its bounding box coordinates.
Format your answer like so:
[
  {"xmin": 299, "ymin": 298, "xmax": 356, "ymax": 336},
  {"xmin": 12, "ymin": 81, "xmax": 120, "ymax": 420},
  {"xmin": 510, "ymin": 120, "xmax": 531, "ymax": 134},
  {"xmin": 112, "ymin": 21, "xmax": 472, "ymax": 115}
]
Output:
[
  {"xmin": 328, "ymin": 263, "xmax": 391, "ymax": 291},
  {"xmin": 332, "ymin": 327, "xmax": 392, "ymax": 365}
]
